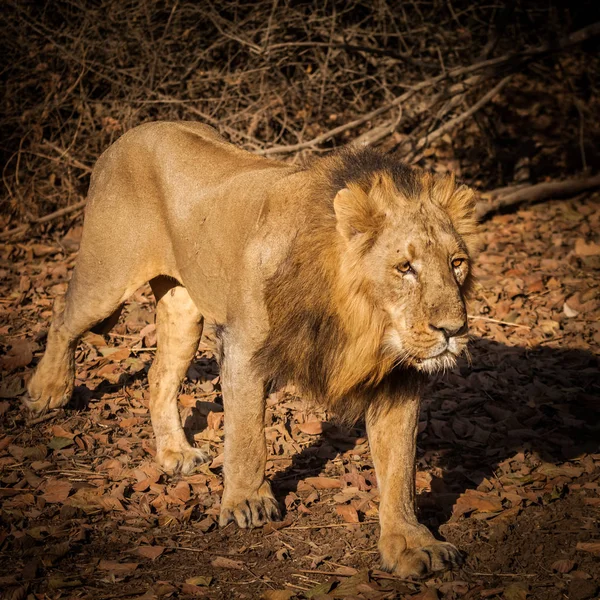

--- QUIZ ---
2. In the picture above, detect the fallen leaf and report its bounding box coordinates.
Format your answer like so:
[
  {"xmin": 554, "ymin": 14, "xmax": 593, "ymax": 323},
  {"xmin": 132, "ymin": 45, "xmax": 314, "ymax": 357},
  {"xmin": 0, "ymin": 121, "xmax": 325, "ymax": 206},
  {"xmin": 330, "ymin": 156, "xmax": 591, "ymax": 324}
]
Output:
[
  {"xmin": 185, "ymin": 575, "xmax": 213, "ymax": 586},
  {"xmin": 97, "ymin": 560, "xmax": 138, "ymax": 574},
  {"xmin": 574, "ymin": 238, "xmax": 600, "ymax": 256},
  {"xmin": 137, "ymin": 546, "xmax": 165, "ymax": 560},
  {"xmin": 297, "ymin": 420, "xmax": 323, "ymax": 435},
  {"xmin": 304, "ymin": 476, "xmax": 341, "ymax": 489},
  {"xmin": 48, "ymin": 436, "xmax": 74, "ymax": 450},
  {"xmin": 551, "ymin": 559, "xmax": 575, "ymax": 573},
  {"xmin": 411, "ymin": 589, "xmax": 439, "ymax": 600},
  {"xmin": 455, "ymin": 491, "xmax": 503, "ymax": 514},
  {"xmin": 211, "ymin": 556, "xmax": 244, "ymax": 570},
  {"xmin": 416, "ymin": 470, "xmax": 433, "ymax": 493},
  {"xmin": 169, "ymin": 481, "xmax": 190, "ymax": 503},
  {"xmin": 139, "ymin": 323, "xmax": 157, "ymax": 347},
  {"xmin": 503, "ymin": 583, "xmax": 528, "ymax": 600},
  {"xmin": 97, "ymin": 496, "xmax": 125, "ymax": 511},
  {"xmin": 304, "ymin": 580, "xmax": 334, "ymax": 598},
  {"xmin": 481, "ymin": 588, "xmax": 505, "ymax": 598},
  {"xmin": 261, "ymin": 591, "xmax": 295, "ymax": 600},
  {"xmin": 563, "ymin": 302, "xmax": 579, "ymax": 317},
  {"xmin": 42, "ymin": 479, "xmax": 72, "ymax": 503},
  {"xmin": 207, "ymin": 411, "xmax": 224, "ymax": 430},
  {"xmin": 0, "ymin": 340, "xmax": 33, "ymax": 371},
  {"xmin": 575, "ymin": 542, "xmax": 600, "ymax": 555},
  {"xmin": 336, "ymin": 504, "xmax": 359, "ymax": 523},
  {"xmin": 335, "ymin": 565, "xmax": 358, "ymax": 576}
]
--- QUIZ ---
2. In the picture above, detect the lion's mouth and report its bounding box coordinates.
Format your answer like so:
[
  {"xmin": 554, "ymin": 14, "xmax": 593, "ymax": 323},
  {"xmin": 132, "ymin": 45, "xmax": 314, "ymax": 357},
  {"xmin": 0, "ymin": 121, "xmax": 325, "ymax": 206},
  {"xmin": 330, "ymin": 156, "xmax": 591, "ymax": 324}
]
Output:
[
  {"xmin": 412, "ymin": 350, "xmax": 459, "ymax": 373},
  {"xmin": 384, "ymin": 328, "xmax": 469, "ymax": 374}
]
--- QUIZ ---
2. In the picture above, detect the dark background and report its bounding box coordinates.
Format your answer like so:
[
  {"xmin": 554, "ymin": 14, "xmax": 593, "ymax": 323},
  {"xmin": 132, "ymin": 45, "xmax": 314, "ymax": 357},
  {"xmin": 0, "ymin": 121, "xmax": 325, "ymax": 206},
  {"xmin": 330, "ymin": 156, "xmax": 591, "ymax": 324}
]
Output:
[{"xmin": 1, "ymin": 2, "xmax": 599, "ymax": 599}]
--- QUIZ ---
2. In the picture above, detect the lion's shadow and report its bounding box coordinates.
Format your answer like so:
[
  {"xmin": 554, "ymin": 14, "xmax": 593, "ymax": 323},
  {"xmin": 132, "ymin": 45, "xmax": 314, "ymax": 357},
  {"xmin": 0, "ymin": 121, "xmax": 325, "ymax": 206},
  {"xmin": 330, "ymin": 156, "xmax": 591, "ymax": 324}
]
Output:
[{"xmin": 270, "ymin": 337, "xmax": 599, "ymax": 527}]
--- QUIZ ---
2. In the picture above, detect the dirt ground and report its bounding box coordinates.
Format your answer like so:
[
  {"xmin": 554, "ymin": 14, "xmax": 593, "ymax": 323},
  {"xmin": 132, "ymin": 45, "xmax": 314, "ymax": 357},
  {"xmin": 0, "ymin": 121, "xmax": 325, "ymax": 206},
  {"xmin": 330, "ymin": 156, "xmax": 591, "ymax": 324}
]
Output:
[
  {"xmin": 1, "ymin": 191, "xmax": 599, "ymax": 599},
  {"xmin": 1, "ymin": 2, "xmax": 600, "ymax": 599}
]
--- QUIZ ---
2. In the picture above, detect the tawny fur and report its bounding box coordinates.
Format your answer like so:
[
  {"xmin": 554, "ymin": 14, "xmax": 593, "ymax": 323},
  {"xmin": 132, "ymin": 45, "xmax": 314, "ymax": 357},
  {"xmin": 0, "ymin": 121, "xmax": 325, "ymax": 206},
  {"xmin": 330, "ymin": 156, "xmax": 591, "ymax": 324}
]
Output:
[{"xmin": 26, "ymin": 122, "xmax": 479, "ymax": 579}]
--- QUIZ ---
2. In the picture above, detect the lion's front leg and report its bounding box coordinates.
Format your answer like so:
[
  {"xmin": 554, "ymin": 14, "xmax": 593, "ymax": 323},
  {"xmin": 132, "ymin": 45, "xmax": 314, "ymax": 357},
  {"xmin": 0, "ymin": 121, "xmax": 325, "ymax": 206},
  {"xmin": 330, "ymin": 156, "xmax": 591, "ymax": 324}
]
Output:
[
  {"xmin": 367, "ymin": 388, "xmax": 463, "ymax": 579},
  {"xmin": 218, "ymin": 330, "xmax": 280, "ymax": 529}
]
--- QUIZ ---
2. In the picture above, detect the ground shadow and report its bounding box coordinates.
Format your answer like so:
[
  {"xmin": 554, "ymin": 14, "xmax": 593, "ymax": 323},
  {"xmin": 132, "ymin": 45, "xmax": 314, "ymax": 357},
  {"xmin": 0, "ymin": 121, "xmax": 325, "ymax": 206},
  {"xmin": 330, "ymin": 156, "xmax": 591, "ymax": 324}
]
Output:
[
  {"xmin": 267, "ymin": 337, "xmax": 599, "ymax": 525},
  {"xmin": 65, "ymin": 335, "xmax": 598, "ymax": 530}
]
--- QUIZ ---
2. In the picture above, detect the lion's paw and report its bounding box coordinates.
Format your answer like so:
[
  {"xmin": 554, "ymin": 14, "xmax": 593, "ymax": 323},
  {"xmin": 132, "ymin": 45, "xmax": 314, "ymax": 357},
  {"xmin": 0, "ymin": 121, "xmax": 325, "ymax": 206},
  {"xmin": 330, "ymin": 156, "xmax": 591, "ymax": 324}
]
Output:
[
  {"xmin": 25, "ymin": 368, "xmax": 73, "ymax": 414},
  {"xmin": 157, "ymin": 445, "xmax": 209, "ymax": 475},
  {"xmin": 380, "ymin": 535, "xmax": 463, "ymax": 579},
  {"xmin": 219, "ymin": 483, "xmax": 280, "ymax": 528}
]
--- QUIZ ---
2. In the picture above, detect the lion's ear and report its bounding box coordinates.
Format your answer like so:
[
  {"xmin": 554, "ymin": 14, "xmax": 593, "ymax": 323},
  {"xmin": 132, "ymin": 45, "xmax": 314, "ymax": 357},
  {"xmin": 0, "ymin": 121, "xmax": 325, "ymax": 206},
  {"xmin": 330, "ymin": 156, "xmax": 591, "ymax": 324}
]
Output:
[
  {"xmin": 333, "ymin": 183, "xmax": 385, "ymax": 241},
  {"xmin": 434, "ymin": 175, "xmax": 479, "ymax": 251}
]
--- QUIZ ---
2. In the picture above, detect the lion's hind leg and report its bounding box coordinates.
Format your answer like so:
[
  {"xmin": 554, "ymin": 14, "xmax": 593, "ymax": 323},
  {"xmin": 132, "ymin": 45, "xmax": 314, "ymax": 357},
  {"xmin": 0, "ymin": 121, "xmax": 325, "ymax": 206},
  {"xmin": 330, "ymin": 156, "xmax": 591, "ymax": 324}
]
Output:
[
  {"xmin": 25, "ymin": 294, "xmax": 77, "ymax": 413},
  {"xmin": 148, "ymin": 276, "xmax": 209, "ymax": 474},
  {"xmin": 26, "ymin": 269, "xmax": 135, "ymax": 414}
]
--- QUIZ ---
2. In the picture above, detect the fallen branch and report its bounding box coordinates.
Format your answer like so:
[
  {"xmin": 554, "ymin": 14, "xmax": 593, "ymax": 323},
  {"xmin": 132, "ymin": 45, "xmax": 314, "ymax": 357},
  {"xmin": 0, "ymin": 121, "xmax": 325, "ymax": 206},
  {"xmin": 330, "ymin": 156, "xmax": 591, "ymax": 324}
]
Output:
[
  {"xmin": 265, "ymin": 40, "xmax": 437, "ymax": 69},
  {"xmin": 476, "ymin": 174, "xmax": 600, "ymax": 221},
  {"xmin": 405, "ymin": 75, "xmax": 513, "ymax": 163},
  {"xmin": 256, "ymin": 22, "xmax": 600, "ymax": 156},
  {"xmin": 42, "ymin": 141, "xmax": 93, "ymax": 174},
  {"xmin": 0, "ymin": 199, "xmax": 86, "ymax": 240}
]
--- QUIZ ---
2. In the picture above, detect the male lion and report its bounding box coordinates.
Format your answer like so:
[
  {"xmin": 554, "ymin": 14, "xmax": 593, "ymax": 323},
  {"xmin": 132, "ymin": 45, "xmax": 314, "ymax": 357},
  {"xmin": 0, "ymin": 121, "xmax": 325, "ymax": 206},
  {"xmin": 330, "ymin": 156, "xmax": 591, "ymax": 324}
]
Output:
[{"xmin": 27, "ymin": 122, "xmax": 478, "ymax": 578}]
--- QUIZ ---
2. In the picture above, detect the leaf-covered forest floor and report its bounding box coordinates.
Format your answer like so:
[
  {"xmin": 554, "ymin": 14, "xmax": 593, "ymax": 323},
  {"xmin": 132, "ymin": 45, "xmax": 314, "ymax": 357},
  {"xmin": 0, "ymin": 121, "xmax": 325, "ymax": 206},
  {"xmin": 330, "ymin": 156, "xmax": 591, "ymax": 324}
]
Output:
[
  {"xmin": 1, "ymin": 189, "xmax": 598, "ymax": 600},
  {"xmin": 1, "ymin": 1, "xmax": 600, "ymax": 599}
]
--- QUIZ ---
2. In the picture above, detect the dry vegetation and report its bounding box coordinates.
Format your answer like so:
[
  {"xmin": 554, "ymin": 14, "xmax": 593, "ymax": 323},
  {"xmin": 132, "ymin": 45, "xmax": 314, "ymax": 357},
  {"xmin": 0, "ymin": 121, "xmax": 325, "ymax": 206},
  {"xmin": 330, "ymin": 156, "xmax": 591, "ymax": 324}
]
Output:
[
  {"xmin": 1, "ymin": 0, "xmax": 600, "ymax": 233},
  {"xmin": 1, "ymin": 1, "xmax": 600, "ymax": 599}
]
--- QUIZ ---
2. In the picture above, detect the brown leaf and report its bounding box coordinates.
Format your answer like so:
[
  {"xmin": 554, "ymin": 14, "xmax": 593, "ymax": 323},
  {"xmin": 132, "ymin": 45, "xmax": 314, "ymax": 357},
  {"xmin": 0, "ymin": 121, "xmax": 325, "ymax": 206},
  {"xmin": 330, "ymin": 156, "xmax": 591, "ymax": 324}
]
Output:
[
  {"xmin": 574, "ymin": 238, "xmax": 600, "ymax": 256},
  {"xmin": 179, "ymin": 394, "xmax": 197, "ymax": 408},
  {"xmin": 304, "ymin": 476, "xmax": 341, "ymax": 489},
  {"xmin": 185, "ymin": 575, "xmax": 213, "ymax": 586},
  {"xmin": 105, "ymin": 347, "xmax": 130, "ymax": 361},
  {"xmin": 503, "ymin": 583, "xmax": 529, "ymax": 600},
  {"xmin": 207, "ymin": 411, "xmax": 224, "ymax": 430},
  {"xmin": 563, "ymin": 302, "xmax": 579, "ymax": 317},
  {"xmin": 538, "ymin": 464, "xmax": 584, "ymax": 479},
  {"xmin": 139, "ymin": 323, "xmax": 157, "ymax": 347},
  {"xmin": 260, "ymin": 591, "xmax": 295, "ymax": 600},
  {"xmin": 336, "ymin": 504, "xmax": 359, "ymax": 523},
  {"xmin": 97, "ymin": 496, "xmax": 125, "ymax": 511},
  {"xmin": 211, "ymin": 556, "xmax": 244, "ymax": 570},
  {"xmin": 181, "ymin": 583, "xmax": 209, "ymax": 596},
  {"xmin": 0, "ymin": 340, "xmax": 33, "ymax": 371},
  {"xmin": 455, "ymin": 491, "xmax": 502, "ymax": 514},
  {"xmin": 169, "ymin": 481, "xmax": 190, "ymax": 503},
  {"xmin": 98, "ymin": 560, "xmax": 138, "ymax": 574},
  {"xmin": 137, "ymin": 545, "xmax": 165, "ymax": 560},
  {"xmin": 551, "ymin": 559, "xmax": 575, "ymax": 573},
  {"xmin": 481, "ymin": 588, "xmax": 505, "ymax": 598},
  {"xmin": 42, "ymin": 479, "xmax": 72, "ymax": 504},
  {"xmin": 297, "ymin": 420, "xmax": 323, "ymax": 435},
  {"xmin": 576, "ymin": 542, "xmax": 600, "ymax": 555},
  {"xmin": 416, "ymin": 471, "xmax": 433, "ymax": 493},
  {"xmin": 119, "ymin": 417, "xmax": 142, "ymax": 428},
  {"xmin": 51, "ymin": 425, "xmax": 75, "ymax": 439}
]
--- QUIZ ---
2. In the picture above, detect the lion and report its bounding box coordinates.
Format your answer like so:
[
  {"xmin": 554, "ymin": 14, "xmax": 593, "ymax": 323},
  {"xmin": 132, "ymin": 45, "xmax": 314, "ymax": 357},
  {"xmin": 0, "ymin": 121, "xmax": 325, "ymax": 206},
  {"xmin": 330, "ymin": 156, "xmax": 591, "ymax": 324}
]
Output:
[{"xmin": 26, "ymin": 121, "xmax": 478, "ymax": 578}]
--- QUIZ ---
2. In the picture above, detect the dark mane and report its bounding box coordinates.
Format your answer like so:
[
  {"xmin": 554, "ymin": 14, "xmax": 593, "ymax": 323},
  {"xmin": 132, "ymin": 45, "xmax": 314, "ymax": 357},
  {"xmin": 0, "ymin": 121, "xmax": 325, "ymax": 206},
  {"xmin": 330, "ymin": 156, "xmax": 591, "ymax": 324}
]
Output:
[
  {"xmin": 252, "ymin": 147, "xmax": 421, "ymax": 423},
  {"xmin": 320, "ymin": 146, "xmax": 420, "ymax": 201}
]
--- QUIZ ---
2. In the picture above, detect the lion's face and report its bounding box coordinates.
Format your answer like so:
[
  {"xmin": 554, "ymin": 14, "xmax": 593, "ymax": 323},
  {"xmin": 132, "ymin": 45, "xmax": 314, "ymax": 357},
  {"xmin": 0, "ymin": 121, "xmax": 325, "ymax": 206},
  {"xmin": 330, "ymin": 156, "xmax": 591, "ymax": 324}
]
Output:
[
  {"xmin": 365, "ymin": 204, "xmax": 470, "ymax": 373},
  {"xmin": 334, "ymin": 171, "xmax": 477, "ymax": 374}
]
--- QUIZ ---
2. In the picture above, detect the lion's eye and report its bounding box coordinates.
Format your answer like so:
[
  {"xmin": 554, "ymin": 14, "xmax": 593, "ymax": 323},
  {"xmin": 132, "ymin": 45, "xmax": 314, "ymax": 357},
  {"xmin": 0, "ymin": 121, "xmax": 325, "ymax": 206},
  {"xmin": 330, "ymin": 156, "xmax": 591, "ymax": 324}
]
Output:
[
  {"xmin": 396, "ymin": 262, "xmax": 414, "ymax": 275},
  {"xmin": 452, "ymin": 258, "xmax": 465, "ymax": 269}
]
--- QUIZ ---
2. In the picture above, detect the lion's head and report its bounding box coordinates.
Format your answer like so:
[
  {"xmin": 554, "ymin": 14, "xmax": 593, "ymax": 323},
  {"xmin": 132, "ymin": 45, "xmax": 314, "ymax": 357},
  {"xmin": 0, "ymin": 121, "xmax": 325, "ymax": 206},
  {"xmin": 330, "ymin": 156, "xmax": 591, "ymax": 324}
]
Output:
[
  {"xmin": 333, "ymin": 167, "xmax": 477, "ymax": 375},
  {"xmin": 254, "ymin": 147, "xmax": 478, "ymax": 419}
]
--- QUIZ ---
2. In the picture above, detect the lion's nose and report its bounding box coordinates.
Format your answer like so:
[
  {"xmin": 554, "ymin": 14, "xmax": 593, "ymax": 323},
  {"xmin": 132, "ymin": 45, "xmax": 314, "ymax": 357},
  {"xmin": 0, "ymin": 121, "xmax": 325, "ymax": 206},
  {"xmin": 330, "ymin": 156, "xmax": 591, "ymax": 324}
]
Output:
[{"xmin": 429, "ymin": 319, "xmax": 467, "ymax": 339}]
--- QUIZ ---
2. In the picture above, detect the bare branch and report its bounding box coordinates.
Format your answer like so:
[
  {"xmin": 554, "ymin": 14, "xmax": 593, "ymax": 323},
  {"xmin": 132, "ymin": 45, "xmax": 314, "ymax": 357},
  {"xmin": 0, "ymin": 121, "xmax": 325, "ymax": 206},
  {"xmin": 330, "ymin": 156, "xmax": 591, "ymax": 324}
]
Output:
[{"xmin": 476, "ymin": 175, "xmax": 600, "ymax": 221}]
